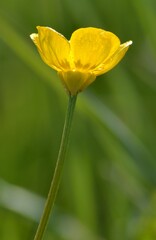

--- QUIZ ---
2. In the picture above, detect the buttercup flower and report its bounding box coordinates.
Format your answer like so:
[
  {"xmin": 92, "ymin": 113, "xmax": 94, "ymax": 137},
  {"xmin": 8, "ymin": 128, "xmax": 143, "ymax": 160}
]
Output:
[{"xmin": 30, "ymin": 27, "xmax": 132, "ymax": 95}]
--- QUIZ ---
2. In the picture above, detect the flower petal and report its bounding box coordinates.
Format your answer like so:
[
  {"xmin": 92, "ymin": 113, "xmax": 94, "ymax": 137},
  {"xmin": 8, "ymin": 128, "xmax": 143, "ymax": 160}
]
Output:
[
  {"xmin": 94, "ymin": 40, "xmax": 133, "ymax": 75},
  {"xmin": 58, "ymin": 71, "xmax": 96, "ymax": 95},
  {"xmin": 30, "ymin": 26, "xmax": 70, "ymax": 71},
  {"xmin": 70, "ymin": 27, "xmax": 120, "ymax": 71}
]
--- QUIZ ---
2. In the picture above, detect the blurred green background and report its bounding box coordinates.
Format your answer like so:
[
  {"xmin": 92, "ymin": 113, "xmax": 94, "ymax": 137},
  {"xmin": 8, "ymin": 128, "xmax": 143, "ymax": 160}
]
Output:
[{"xmin": 0, "ymin": 0, "xmax": 156, "ymax": 239}]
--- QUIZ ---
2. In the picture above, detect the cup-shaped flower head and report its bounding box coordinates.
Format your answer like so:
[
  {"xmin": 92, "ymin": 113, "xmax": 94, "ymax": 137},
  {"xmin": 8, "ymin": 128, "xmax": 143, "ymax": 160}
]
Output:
[{"xmin": 30, "ymin": 27, "xmax": 132, "ymax": 95}]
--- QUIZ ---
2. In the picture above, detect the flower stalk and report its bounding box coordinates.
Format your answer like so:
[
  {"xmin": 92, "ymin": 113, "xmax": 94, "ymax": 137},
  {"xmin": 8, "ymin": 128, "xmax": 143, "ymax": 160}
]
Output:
[{"xmin": 34, "ymin": 94, "xmax": 77, "ymax": 240}]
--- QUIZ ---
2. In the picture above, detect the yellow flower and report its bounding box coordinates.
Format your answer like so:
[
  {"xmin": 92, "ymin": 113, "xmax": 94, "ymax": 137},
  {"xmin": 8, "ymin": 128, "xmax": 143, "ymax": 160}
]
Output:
[{"xmin": 30, "ymin": 26, "xmax": 132, "ymax": 95}]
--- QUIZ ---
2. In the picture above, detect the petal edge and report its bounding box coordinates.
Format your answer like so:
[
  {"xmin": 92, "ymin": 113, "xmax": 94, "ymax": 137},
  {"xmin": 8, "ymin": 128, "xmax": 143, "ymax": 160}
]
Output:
[{"xmin": 94, "ymin": 40, "xmax": 133, "ymax": 75}]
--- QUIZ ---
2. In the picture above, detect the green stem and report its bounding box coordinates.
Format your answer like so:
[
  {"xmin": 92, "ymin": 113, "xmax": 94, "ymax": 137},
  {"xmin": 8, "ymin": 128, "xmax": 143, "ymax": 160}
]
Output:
[{"xmin": 34, "ymin": 94, "xmax": 77, "ymax": 240}]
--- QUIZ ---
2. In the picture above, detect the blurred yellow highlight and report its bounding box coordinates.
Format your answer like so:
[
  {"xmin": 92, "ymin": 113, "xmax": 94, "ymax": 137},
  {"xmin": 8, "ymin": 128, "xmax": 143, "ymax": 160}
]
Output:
[{"xmin": 30, "ymin": 26, "xmax": 132, "ymax": 95}]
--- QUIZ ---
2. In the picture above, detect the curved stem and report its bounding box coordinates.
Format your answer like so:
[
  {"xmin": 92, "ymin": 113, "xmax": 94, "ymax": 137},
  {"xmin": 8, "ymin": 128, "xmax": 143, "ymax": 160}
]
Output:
[{"xmin": 34, "ymin": 94, "xmax": 77, "ymax": 240}]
